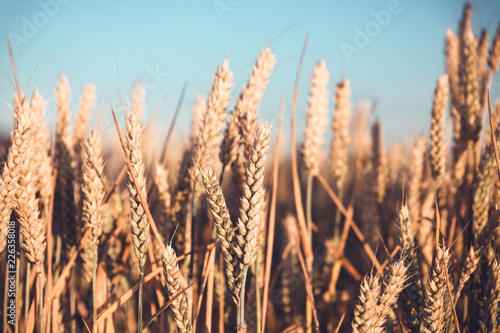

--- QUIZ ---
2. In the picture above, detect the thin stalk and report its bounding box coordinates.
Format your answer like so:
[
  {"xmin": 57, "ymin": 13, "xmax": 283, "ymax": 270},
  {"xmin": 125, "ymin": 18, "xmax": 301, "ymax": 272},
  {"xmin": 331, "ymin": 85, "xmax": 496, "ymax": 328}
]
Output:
[
  {"xmin": 219, "ymin": 169, "xmax": 225, "ymax": 185},
  {"xmin": 70, "ymin": 265, "xmax": 76, "ymax": 333},
  {"xmin": 190, "ymin": 194, "xmax": 200, "ymax": 320},
  {"xmin": 237, "ymin": 266, "xmax": 249, "ymax": 332},
  {"xmin": 92, "ymin": 240, "xmax": 98, "ymax": 333},
  {"xmin": 137, "ymin": 269, "xmax": 144, "ymax": 333},
  {"xmin": 25, "ymin": 261, "xmax": 30, "ymax": 330},
  {"xmin": 218, "ymin": 252, "xmax": 225, "ymax": 333},
  {"xmin": 38, "ymin": 271, "xmax": 44, "ymax": 333},
  {"xmin": 306, "ymin": 173, "xmax": 314, "ymax": 243},
  {"xmin": 15, "ymin": 250, "xmax": 20, "ymax": 333},
  {"xmin": 254, "ymin": 260, "xmax": 261, "ymax": 333},
  {"xmin": 332, "ymin": 189, "xmax": 343, "ymax": 248},
  {"xmin": 305, "ymin": 172, "xmax": 314, "ymax": 333},
  {"xmin": 3, "ymin": 259, "xmax": 8, "ymax": 333}
]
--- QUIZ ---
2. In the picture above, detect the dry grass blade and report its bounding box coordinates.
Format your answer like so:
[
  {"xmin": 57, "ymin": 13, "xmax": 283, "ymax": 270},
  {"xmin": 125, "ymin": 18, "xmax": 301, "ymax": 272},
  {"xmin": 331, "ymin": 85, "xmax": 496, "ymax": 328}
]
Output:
[{"xmin": 261, "ymin": 93, "xmax": 285, "ymax": 332}]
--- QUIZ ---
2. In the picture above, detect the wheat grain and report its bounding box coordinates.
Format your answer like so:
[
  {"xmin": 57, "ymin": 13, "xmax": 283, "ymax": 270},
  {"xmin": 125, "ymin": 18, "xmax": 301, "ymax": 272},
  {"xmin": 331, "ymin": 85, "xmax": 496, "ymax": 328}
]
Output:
[
  {"xmin": 396, "ymin": 204, "xmax": 423, "ymax": 331},
  {"xmin": 371, "ymin": 259, "xmax": 409, "ymax": 333},
  {"xmin": 301, "ymin": 59, "xmax": 330, "ymax": 176},
  {"xmin": 125, "ymin": 112, "xmax": 150, "ymax": 269},
  {"xmin": 0, "ymin": 96, "xmax": 33, "ymax": 253},
  {"xmin": 162, "ymin": 245, "xmax": 193, "ymax": 333},
  {"xmin": 352, "ymin": 275, "xmax": 381, "ymax": 333},
  {"xmin": 430, "ymin": 74, "xmax": 449, "ymax": 187},
  {"xmin": 201, "ymin": 166, "xmax": 240, "ymax": 298},
  {"xmin": 421, "ymin": 244, "xmax": 450, "ymax": 333},
  {"xmin": 330, "ymin": 78, "xmax": 351, "ymax": 190}
]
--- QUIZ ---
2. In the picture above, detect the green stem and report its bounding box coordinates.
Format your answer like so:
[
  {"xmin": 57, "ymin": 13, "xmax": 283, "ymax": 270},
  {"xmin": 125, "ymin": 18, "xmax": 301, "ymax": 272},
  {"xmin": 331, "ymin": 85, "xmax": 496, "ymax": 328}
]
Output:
[{"xmin": 137, "ymin": 269, "xmax": 144, "ymax": 333}]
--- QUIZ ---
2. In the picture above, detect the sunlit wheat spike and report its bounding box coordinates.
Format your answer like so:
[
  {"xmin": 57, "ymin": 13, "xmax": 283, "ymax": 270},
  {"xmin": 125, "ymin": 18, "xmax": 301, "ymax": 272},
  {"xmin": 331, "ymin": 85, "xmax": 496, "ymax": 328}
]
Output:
[
  {"xmin": 73, "ymin": 83, "xmax": 97, "ymax": 217},
  {"xmin": 446, "ymin": 29, "xmax": 461, "ymax": 110},
  {"xmin": 73, "ymin": 83, "xmax": 96, "ymax": 148},
  {"xmin": 201, "ymin": 166, "xmax": 240, "ymax": 298},
  {"xmin": 55, "ymin": 74, "xmax": 78, "ymax": 254},
  {"xmin": 56, "ymin": 75, "xmax": 72, "ymax": 145},
  {"xmin": 235, "ymin": 47, "xmax": 276, "ymax": 158},
  {"xmin": 189, "ymin": 58, "xmax": 233, "ymax": 194},
  {"xmin": 485, "ymin": 252, "xmax": 500, "ymax": 332},
  {"xmin": 153, "ymin": 163, "xmax": 171, "ymax": 241},
  {"xmin": 371, "ymin": 121, "xmax": 387, "ymax": 204},
  {"xmin": 235, "ymin": 123, "xmax": 272, "ymax": 267},
  {"xmin": 162, "ymin": 245, "xmax": 193, "ymax": 333},
  {"xmin": 0, "ymin": 96, "xmax": 33, "ymax": 253},
  {"xmin": 132, "ymin": 82, "xmax": 145, "ymax": 120},
  {"xmin": 281, "ymin": 214, "xmax": 300, "ymax": 324},
  {"xmin": 429, "ymin": 74, "xmax": 449, "ymax": 187},
  {"xmin": 126, "ymin": 111, "xmax": 150, "ymax": 269},
  {"xmin": 30, "ymin": 90, "xmax": 53, "ymax": 213},
  {"xmin": 82, "ymin": 131, "xmax": 105, "ymax": 240},
  {"xmin": 458, "ymin": 3, "xmax": 481, "ymax": 142},
  {"xmin": 330, "ymin": 78, "xmax": 351, "ymax": 190},
  {"xmin": 489, "ymin": 21, "xmax": 500, "ymax": 72},
  {"xmin": 472, "ymin": 128, "xmax": 500, "ymax": 237},
  {"xmin": 16, "ymin": 167, "xmax": 45, "ymax": 273},
  {"xmin": 371, "ymin": 259, "xmax": 409, "ymax": 333},
  {"xmin": 421, "ymin": 244, "xmax": 450, "ymax": 333},
  {"xmin": 219, "ymin": 110, "xmax": 241, "ymax": 176},
  {"xmin": 301, "ymin": 59, "xmax": 330, "ymax": 176},
  {"xmin": 352, "ymin": 274, "xmax": 381, "ymax": 333},
  {"xmin": 408, "ymin": 134, "xmax": 426, "ymax": 220},
  {"xmin": 456, "ymin": 210, "xmax": 500, "ymax": 301},
  {"xmin": 191, "ymin": 94, "xmax": 206, "ymax": 143},
  {"xmin": 477, "ymin": 29, "xmax": 490, "ymax": 80},
  {"xmin": 396, "ymin": 204, "xmax": 424, "ymax": 331},
  {"xmin": 232, "ymin": 123, "xmax": 272, "ymax": 303}
]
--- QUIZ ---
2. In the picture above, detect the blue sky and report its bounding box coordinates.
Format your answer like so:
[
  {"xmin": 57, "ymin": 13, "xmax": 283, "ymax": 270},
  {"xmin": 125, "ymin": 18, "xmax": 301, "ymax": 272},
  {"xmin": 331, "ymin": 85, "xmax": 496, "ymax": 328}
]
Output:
[{"xmin": 1, "ymin": 0, "xmax": 500, "ymax": 145}]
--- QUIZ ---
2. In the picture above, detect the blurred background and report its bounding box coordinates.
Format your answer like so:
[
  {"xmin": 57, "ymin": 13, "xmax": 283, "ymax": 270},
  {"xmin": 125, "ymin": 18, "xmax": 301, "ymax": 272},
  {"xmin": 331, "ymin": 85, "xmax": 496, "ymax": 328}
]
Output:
[{"xmin": 0, "ymin": 0, "xmax": 499, "ymax": 145}]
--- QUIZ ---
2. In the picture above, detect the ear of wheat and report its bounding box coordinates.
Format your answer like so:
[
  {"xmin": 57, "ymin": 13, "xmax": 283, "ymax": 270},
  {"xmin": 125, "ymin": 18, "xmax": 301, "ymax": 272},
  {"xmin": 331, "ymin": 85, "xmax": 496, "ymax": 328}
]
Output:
[{"xmin": 0, "ymin": 95, "xmax": 34, "ymax": 253}]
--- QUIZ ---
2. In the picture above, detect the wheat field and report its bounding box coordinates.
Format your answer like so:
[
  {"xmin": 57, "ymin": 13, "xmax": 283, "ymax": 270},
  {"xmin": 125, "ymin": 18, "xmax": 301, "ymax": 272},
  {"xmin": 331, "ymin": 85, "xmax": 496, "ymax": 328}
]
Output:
[{"xmin": 1, "ymin": 3, "xmax": 500, "ymax": 332}]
